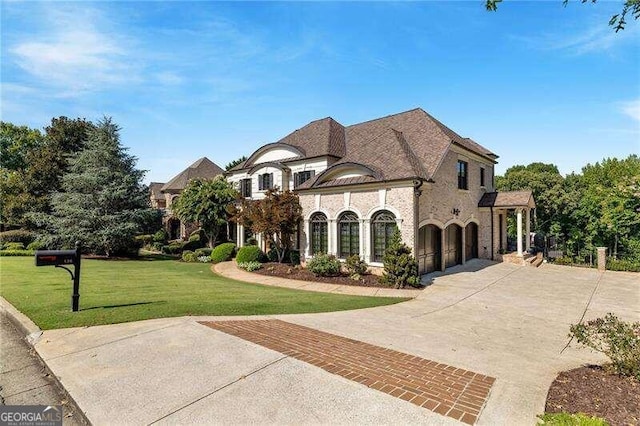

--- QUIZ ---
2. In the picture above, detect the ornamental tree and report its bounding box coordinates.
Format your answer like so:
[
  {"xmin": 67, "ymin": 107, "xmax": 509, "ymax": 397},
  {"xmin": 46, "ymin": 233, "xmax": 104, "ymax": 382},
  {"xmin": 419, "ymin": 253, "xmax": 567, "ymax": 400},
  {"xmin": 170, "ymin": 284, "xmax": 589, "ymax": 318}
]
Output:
[
  {"xmin": 231, "ymin": 188, "xmax": 302, "ymax": 263},
  {"xmin": 171, "ymin": 176, "xmax": 237, "ymax": 248}
]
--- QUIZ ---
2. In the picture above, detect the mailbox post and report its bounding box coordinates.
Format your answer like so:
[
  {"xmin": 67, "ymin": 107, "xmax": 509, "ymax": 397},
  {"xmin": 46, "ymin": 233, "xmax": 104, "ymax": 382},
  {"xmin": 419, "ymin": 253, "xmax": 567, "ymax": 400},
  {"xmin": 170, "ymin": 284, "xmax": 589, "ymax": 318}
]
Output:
[{"xmin": 35, "ymin": 241, "xmax": 82, "ymax": 312}]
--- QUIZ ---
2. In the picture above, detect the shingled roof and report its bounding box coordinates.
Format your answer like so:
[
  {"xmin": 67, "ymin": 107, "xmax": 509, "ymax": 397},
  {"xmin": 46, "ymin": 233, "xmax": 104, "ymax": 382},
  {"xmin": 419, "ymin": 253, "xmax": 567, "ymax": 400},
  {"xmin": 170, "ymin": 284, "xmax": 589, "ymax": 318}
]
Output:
[
  {"xmin": 230, "ymin": 108, "xmax": 497, "ymax": 190},
  {"xmin": 161, "ymin": 157, "xmax": 224, "ymax": 193},
  {"xmin": 478, "ymin": 191, "xmax": 535, "ymax": 208}
]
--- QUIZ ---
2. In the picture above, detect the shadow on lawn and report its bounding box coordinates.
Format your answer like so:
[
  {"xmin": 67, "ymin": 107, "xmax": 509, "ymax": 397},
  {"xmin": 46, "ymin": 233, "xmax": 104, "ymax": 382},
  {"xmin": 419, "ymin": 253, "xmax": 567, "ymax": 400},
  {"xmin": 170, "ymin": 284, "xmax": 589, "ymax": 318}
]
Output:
[{"xmin": 81, "ymin": 301, "xmax": 166, "ymax": 311}]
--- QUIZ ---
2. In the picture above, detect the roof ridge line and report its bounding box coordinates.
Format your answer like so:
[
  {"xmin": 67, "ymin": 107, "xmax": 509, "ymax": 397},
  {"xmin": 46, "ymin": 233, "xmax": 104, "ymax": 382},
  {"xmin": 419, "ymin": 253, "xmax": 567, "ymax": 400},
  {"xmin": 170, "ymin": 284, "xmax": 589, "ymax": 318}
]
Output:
[{"xmin": 345, "ymin": 107, "xmax": 422, "ymax": 128}]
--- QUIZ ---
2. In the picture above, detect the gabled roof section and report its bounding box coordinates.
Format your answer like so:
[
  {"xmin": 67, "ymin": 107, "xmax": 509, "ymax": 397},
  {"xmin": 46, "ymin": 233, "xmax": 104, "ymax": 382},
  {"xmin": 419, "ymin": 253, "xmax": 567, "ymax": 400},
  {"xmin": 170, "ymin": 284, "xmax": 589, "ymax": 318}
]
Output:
[
  {"xmin": 478, "ymin": 191, "xmax": 536, "ymax": 208},
  {"xmin": 149, "ymin": 182, "xmax": 165, "ymax": 200},
  {"xmin": 161, "ymin": 157, "xmax": 224, "ymax": 193},
  {"xmin": 230, "ymin": 117, "xmax": 346, "ymax": 172}
]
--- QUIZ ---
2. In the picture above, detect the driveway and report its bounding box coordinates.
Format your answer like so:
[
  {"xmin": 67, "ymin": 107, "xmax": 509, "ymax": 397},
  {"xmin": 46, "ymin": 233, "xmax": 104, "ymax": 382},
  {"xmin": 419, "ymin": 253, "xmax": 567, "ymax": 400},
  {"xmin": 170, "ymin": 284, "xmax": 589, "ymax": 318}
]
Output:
[{"xmin": 33, "ymin": 260, "xmax": 639, "ymax": 425}]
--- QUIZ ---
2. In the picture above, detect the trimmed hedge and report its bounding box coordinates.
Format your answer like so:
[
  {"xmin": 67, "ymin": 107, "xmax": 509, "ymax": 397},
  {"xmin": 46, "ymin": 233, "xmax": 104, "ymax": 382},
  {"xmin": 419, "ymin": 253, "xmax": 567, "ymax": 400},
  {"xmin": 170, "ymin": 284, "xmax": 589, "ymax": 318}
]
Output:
[
  {"xmin": 4, "ymin": 242, "xmax": 25, "ymax": 250},
  {"xmin": 236, "ymin": 245, "xmax": 264, "ymax": 264},
  {"xmin": 0, "ymin": 230, "xmax": 35, "ymax": 246},
  {"xmin": 211, "ymin": 243, "xmax": 236, "ymax": 263},
  {"xmin": 195, "ymin": 247, "xmax": 213, "ymax": 257},
  {"xmin": 607, "ymin": 258, "xmax": 640, "ymax": 272},
  {"xmin": 27, "ymin": 241, "xmax": 46, "ymax": 251},
  {"xmin": 0, "ymin": 249, "xmax": 34, "ymax": 256}
]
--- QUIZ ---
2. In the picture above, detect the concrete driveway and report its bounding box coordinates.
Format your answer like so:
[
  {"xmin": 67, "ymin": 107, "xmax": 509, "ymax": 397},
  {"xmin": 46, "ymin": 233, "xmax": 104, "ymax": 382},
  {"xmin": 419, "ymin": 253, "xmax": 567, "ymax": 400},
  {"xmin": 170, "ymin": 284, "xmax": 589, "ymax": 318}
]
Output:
[{"xmin": 33, "ymin": 260, "xmax": 639, "ymax": 425}]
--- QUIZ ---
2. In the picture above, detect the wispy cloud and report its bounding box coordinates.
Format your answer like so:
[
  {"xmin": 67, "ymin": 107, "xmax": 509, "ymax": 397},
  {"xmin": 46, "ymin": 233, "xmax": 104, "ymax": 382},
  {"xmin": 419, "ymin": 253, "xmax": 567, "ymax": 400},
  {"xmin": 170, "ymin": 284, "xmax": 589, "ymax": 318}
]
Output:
[
  {"xmin": 511, "ymin": 17, "xmax": 639, "ymax": 55},
  {"xmin": 9, "ymin": 5, "xmax": 138, "ymax": 97},
  {"xmin": 620, "ymin": 99, "xmax": 640, "ymax": 122}
]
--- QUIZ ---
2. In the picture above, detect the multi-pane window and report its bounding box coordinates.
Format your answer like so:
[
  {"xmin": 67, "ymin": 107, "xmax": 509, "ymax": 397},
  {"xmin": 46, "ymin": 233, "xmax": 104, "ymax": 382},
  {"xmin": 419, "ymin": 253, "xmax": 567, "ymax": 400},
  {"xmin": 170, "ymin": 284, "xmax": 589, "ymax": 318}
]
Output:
[
  {"xmin": 294, "ymin": 170, "xmax": 315, "ymax": 188},
  {"xmin": 258, "ymin": 173, "xmax": 273, "ymax": 191},
  {"xmin": 310, "ymin": 213, "xmax": 328, "ymax": 255},
  {"xmin": 338, "ymin": 212, "xmax": 359, "ymax": 258},
  {"xmin": 240, "ymin": 178, "xmax": 252, "ymax": 198},
  {"xmin": 457, "ymin": 160, "xmax": 468, "ymax": 190},
  {"xmin": 480, "ymin": 167, "xmax": 485, "ymax": 187},
  {"xmin": 371, "ymin": 210, "xmax": 396, "ymax": 262}
]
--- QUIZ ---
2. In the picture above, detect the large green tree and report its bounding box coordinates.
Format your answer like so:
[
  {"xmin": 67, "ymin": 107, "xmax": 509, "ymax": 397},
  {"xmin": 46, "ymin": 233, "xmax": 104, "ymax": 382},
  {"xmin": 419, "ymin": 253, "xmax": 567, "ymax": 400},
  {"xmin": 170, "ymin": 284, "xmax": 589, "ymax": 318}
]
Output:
[
  {"xmin": 37, "ymin": 117, "xmax": 153, "ymax": 256},
  {"xmin": 171, "ymin": 176, "xmax": 238, "ymax": 248},
  {"xmin": 495, "ymin": 162, "xmax": 565, "ymax": 236},
  {"xmin": 486, "ymin": 0, "xmax": 639, "ymax": 31},
  {"xmin": 231, "ymin": 189, "xmax": 303, "ymax": 263}
]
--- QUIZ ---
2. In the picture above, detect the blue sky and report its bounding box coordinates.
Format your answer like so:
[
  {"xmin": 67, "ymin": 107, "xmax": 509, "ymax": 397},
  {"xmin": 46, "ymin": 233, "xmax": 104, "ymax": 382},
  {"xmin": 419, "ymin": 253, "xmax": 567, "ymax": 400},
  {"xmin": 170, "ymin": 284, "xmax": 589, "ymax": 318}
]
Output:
[{"xmin": 2, "ymin": 1, "xmax": 639, "ymax": 184}]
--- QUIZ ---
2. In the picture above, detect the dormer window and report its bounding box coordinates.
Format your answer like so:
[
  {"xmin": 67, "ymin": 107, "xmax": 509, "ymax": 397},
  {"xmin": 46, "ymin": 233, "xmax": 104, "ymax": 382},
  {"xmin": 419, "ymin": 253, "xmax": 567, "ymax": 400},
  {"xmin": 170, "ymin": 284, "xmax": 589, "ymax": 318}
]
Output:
[
  {"xmin": 258, "ymin": 173, "xmax": 273, "ymax": 191},
  {"xmin": 294, "ymin": 170, "xmax": 315, "ymax": 188}
]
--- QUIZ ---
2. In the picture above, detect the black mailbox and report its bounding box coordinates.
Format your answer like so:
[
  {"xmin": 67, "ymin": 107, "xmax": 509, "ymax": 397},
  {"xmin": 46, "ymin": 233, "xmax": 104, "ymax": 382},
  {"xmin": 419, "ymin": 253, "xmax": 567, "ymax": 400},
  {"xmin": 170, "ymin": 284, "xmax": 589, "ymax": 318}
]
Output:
[
  {"xmin": 34, "ymin": 242, "xmax": 82, "ymax": 312},
  {"xmin": 35, "ymin": 250, "xmax": 77, "ymax": 266}
]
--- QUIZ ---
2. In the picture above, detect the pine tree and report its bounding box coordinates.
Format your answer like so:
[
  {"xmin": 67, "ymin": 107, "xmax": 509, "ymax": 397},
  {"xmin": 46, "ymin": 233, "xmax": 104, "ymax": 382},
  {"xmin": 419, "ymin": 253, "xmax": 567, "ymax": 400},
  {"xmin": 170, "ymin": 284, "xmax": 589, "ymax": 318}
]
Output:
[
  {"xmin": 42, "ymin": 117, "xmax": 154, "ymax": 256},
  {"xmin": 381, "ymin": 227, "xmax": 420, "ymax": 289}
]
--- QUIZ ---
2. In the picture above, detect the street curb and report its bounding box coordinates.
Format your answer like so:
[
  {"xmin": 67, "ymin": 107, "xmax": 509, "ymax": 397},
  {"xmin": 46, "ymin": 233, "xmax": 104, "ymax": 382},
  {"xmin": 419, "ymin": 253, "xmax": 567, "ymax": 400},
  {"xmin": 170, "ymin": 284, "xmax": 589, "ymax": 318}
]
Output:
[
  {"xmin": 0, "ymin": 296, "xmax": 91, "ymax": 425},
  {"xmin": 0, "ymin": 296, "xmax": 42, "ymax": 345}
]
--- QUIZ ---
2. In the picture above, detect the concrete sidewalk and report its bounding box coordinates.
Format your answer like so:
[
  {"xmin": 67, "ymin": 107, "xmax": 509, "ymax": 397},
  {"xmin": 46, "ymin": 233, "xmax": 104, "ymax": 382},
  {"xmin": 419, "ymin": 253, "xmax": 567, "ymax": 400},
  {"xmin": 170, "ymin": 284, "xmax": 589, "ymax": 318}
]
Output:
[
  {"xmin": 213, "ymin": 261, "xmax": 420, "ymax": 298},
  {"xmin": 10, "ymin": 262, "xmax": 640, "ymax": 425}
]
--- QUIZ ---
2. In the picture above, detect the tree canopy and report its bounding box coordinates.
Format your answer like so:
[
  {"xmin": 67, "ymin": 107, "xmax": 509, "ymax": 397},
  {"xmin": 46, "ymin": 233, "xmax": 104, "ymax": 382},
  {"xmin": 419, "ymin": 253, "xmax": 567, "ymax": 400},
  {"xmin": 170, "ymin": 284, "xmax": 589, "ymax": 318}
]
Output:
[
  {"xmin": 225, "ymin": 155, "xmax": 247, "ymax": 171},
  {"xmin": 171, "ymin": 176, "xmax": 238, "ymax": 247},
  {"xmin": 36, "ymin": 117, "xmax": 154, "ymax": 256},
  {"xmin": 231, "ymin": 188, "xmax": 302, "ymax": 263},
  {"xmin": 485, "ymin": 0, "xmax": 639, "ymax": 31}
]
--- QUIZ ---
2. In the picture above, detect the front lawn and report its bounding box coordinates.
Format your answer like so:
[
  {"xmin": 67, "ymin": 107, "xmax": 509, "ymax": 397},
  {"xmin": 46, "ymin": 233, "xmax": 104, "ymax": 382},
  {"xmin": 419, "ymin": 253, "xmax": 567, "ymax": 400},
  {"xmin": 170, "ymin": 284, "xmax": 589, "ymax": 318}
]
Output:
[{"xmin": 0, "ymin": 256, "xmax": 406, "ymax": 330}]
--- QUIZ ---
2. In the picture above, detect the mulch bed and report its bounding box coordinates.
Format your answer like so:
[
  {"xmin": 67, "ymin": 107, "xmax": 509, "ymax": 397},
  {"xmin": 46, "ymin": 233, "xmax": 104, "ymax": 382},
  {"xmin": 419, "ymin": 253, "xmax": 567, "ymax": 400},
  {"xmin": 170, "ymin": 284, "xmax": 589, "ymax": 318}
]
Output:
[
  {"xmin": 252, "ymin": 262, "xmax": 421, "ymax": 290},
  {"xmin": 545, "ymin": 365, "xmax": 640, "ymax": 426}
]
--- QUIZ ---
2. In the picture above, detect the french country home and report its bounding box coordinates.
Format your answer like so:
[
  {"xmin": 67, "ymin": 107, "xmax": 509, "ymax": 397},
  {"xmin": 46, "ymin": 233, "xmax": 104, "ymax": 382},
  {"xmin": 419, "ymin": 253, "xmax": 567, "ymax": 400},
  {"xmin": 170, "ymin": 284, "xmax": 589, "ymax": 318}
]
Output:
[{"xmin": 225, "ymin": 108, "xmax": 536, "ymax": 273}]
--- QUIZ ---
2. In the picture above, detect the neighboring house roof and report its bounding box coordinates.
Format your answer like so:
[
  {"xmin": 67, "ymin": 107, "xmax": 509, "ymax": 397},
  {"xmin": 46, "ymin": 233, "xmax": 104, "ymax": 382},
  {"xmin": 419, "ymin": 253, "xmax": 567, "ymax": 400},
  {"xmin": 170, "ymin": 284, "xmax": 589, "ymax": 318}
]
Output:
[
  {"xmin": 478, "ymin": 191, "xmax": 536, "ymax": 208},
  {"xmin": 230, "ymin": 108, "xmax": 498, "ymax": 190},
  {"xmin": 161, "ymin": 157, "xmax": 224, "ymax": 193},
  {"xmin": 149, "ymin": 182, "xmax": 165, "ymax": 201}
]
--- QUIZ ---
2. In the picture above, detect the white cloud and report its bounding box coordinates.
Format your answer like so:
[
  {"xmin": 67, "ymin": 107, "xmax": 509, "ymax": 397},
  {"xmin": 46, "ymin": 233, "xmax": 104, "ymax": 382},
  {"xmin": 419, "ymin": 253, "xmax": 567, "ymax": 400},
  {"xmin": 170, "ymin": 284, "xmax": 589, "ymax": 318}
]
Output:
[
  {"xmin": 620, "ymin": 100, "xmax": 640, "ymax": 122},
  {"xmin": 9, "ymin": 6, "xmax": 138, "ymax": 96}
]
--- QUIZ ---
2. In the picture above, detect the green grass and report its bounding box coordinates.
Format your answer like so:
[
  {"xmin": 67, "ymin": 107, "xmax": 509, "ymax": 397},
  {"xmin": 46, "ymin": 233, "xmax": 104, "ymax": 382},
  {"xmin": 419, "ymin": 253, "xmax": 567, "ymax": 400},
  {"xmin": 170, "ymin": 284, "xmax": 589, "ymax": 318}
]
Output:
[
  {"xmin": 0, "ymin": 256, "xmax": 406, "ymax": 330},
  {"xmin": 537, "ymin": 413, "xmax": 609, "ymax": 426}
]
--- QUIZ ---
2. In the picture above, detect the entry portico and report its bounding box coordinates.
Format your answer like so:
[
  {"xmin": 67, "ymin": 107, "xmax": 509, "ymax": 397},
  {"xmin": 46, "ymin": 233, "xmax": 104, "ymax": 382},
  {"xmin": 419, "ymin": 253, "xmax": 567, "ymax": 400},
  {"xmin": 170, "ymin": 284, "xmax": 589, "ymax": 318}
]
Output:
[{"xmin": 478, "ymin": 191, "xmax": 536, "ymax": 258}]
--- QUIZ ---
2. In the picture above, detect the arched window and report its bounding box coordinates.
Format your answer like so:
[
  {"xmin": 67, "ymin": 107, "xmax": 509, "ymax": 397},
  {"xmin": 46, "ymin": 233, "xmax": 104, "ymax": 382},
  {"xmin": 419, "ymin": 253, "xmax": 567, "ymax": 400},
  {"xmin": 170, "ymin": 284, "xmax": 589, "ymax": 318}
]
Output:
[
  {"xmin": 338, "ymin": 212, "xmax": 359, "ymax": 258},
  {"xmin": 371, "ymin": 210, "xmax": 396, "ymax": 262},
  {"xmin": 310, "ymin": 213, "xmax": 328, "ymax": 255}
]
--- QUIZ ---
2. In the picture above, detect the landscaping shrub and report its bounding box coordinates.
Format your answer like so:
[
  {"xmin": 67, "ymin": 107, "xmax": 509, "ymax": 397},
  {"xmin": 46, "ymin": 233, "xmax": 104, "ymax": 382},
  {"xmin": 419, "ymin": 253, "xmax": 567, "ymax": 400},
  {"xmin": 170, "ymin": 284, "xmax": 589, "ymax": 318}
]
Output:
[
  {"xmin": 182, "ymin": 239, "xmax": 203, "ymax": 252},
  {"xmin": 345, "ymin": 255, "xmax": 368, "ymax": 280},
  {"xmin": 135, "ymin": 234, "xmax": 154, "ymax": 246},
  {"xmin": 238, "ymin": 261, "xmax": 262, "ymax": 272},
  {"xmin": 181, "ymin": 250, "xmax": 198, "ymax": 263},
  {"xmin": 553, "ymin": 256, "xmax": 574, "ymax": 266},
  {"xmin": 606, "ymin": 258, "xmax": 640, "ymax": 272},
  {"xmin": 161, "ymin": 242, "xmax": 184, "ymax": 255},
  {"xmin": 381, "ymin": 228, "xmax": 420, "ymax": 289},
  {"xmin": 26, "ymin": 241, "xmax": 46, "ymax": 251},
  {"xmin": 246, "ymin": 237, "xmax": 258, "ymax": 246},
  {"xmin": 537, "ymin": 412, "xmax": 608, "ymax": 426},
  {"xmin": 151, "ymin": 242, "xmax": 164, "ymax": 252},
  {"xmin": 153, "ymin": 229, "xmax": 168, "ymax": 243},
  {"xmin": 211, "ymin": 243, "xmax": 236, "ymax": 263},
  {"xmin": 4, "ymin": 242, "xmax": 25, "ymax": 250},
  {"xmin": 197, "ymin": 255, "xmax": 211, "ymax": 263},
  {"xmin": 0, "ymin": 249, "xmax": 34, "ymax": 257},
  {"xmin": 569, "ymin": 313, "xmax": 640, "ymax": 380},
  {"xmin": 307, "ymin": 254, "xmax": 341, "ymax": 277},
  {"xmin": 289, "ymin": 249, "xmax": 300, "ymax": 265},
  {"xmin": 0, "ymin": 230, "xmax": 35, "ymax": 246},
  {"xmin": 267, "ymin": 247, "xmax": 291, "ymax": 263},
  {"xmin": 195, "ymin": 247, "xmax": 213, "ymax": 257},
  {"xmin": 236, "ymin": 245, "xmax": 264, "ymax": 264}
]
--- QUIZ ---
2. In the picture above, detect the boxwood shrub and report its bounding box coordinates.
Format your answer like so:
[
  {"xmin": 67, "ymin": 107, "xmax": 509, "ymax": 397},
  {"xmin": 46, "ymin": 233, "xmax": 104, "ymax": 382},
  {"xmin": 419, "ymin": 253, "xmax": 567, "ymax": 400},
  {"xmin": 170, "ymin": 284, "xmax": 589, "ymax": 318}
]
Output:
[
  {"xmin": 0, "ymin": 249, "xmax": 34, "ymax": 256},
  {"xmin": 307, "ymin": 254, "xmax": 341, "ymax": 277},
  {"xmin": 195, "ymin": 247, "xmax": 213, "ymax": 257},
  {"xmin": 181, "ymin": 250, "xmax": 198, "ymax": 263},
  {"xmin": 0, "ymin": 230, "xmax": 34, "ymax": 246},
  {"xmin": 236, "ymin": 245, "xmax": 264, "ymax": 264},
  {"xmin": 211, "ymin": 243, "xmax": 236, "ymax": 263}
]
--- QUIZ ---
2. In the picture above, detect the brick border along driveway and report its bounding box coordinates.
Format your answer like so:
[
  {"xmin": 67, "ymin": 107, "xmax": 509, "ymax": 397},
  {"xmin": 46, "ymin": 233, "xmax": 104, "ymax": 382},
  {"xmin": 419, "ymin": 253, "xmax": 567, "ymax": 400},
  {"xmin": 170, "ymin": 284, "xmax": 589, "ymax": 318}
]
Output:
[{"xmin": 201, "ymin": 319, "xmax": 495, "ymax": 425}]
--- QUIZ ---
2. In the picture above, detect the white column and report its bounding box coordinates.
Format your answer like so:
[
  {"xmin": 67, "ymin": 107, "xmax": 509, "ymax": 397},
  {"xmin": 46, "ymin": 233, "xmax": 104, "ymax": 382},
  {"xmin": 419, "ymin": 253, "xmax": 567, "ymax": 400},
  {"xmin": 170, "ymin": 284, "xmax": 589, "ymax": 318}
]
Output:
[
  {"xmin": 363, "ymin": 219, "xmax": 371, "ymax": 263},
  {"xmin": 525, "ymin": 208, "xmax": 531, "ymax": 251},
  {"xmin": 328, "ymin": 219, "xmax": 337, "ymax": 256},
  {"xmin": 359, "ymin": 219, "xmax": 365, "ymax": 260},
  {"xmin": 303, "ymin": 220, "xmax": 311, "ymax": 259},
  {"xmin": 236, "ymin": 224, "xmax": 243, "ymax": 247},
  {"xmin": 516, "ymin": 208, "xmax": 523, "ymax": 257}
]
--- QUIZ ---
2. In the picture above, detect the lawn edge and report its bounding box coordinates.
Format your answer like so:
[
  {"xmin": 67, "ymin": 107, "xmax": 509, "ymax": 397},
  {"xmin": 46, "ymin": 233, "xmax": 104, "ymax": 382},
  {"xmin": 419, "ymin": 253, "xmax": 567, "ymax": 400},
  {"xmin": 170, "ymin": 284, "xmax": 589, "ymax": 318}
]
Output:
[{"xmin": 0, "ymin": 296, "xmax": 91, "ymax": 426}]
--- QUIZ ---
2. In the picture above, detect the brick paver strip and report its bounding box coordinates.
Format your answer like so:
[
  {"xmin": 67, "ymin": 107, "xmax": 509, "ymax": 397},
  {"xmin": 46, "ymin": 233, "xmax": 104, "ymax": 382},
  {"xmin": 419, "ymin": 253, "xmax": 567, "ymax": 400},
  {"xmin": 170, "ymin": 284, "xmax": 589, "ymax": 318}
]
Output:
[{"xmin": 200, "ymin": 320, "xmax": 494, "ymax": 424}]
